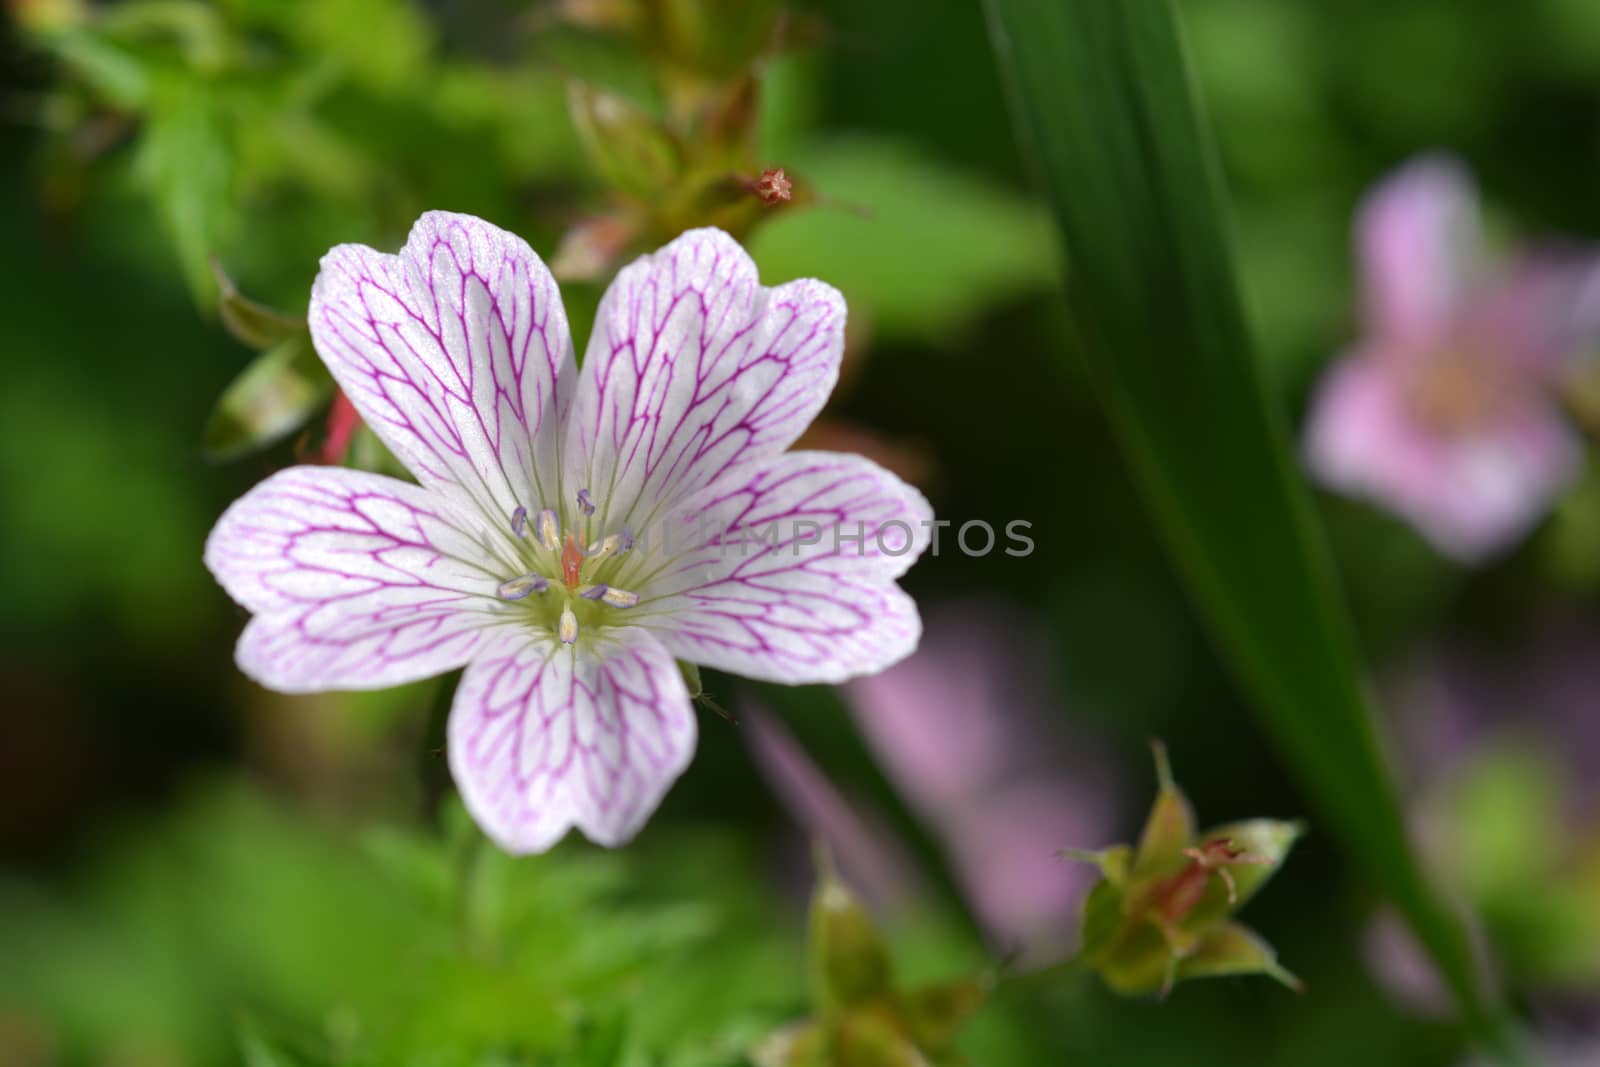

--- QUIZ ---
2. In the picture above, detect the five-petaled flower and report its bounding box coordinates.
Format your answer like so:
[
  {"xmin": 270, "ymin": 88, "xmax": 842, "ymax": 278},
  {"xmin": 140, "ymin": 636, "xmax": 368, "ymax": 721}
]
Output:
[
  {"xmin": 205, "ymin": 213, "xmax": 932, "ymax": 852},
  {"xmin": 1304, "ymin": 155, "xmax": 1600, "ymax": 563}
]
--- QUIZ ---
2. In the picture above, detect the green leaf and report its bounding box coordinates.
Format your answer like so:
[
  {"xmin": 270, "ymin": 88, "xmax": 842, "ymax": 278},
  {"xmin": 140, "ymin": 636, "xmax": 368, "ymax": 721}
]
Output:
[
  {"xmin": 748, "ymin": 137, "xmax": 1058, "ymax": 343},
  {"xmin": 981, "ymin": 0, "xmax": 1517, "ymax": 1055},
  {"xmin": 203, "ymin": 335, "xmax": 331, "ymax": 462},
  {"xmin": 212, "ymin": 260, "xmax": 308, "ymax": 350},
  {"xmin": 44, "ymin": 29, "xmax": 151, "ymax": 109},
  {"xmin": 137, "ymin": 82, "xmax": 236, "ymax": 304}
]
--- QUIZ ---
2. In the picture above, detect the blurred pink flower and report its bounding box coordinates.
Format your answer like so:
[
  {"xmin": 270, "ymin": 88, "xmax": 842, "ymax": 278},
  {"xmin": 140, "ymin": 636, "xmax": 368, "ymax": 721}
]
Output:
[
  {"xmin": 1366, "ymin": 621, "xmax": 1600, "ymax": 1012},
  {"xmin": 1304, "ymin": 156, "xmax": 1600, "ymax": 562},
  {"xmin": 744, "ymin": 706, "xmax": 921, "ymax": 906},
  {"xmin": 847, "ymin": 598, "xmax": 1115, "ymax": 963},
  {"xmin": 1390, "ymin": 621, "xmax": 1600, "ymax": 809}
]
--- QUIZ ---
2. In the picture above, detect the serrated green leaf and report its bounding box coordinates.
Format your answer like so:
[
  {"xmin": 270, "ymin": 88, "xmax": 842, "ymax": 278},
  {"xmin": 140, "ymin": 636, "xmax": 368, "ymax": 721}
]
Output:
[{"xmin": 981, "ymin": 0, "xmax": 1514, "ymax": 1053}]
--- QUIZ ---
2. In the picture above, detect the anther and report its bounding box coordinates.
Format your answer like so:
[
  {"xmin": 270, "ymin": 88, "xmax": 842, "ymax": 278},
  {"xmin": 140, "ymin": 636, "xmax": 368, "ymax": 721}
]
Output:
[
  {"xmin": 558, "ymin": 603, "xmax": 578, "ymax": 645},
  {"xmin": 511, "ymin": 506, "xmax": 528, "ymax": 539},
  {"xmin": 601, "ymin": 587, "xmax": 640, "ymax": 608},
  {"xmin": 537, "ymin": 508, "xmax": 561, "ymax": 551},
  {"xmin": 578, "ymin": 583, "xmax": 609, "ymax": 600},
  {"xmin": 496, "ymin": 573, "xmax": 548, "ymax": 600},
  {"xmin": 585, "ymin": 527, "xmax": 634, "ymax": 566},
  {"xmin": 577, "ymin": 488, "xmax": 596, "ymax": 516}
]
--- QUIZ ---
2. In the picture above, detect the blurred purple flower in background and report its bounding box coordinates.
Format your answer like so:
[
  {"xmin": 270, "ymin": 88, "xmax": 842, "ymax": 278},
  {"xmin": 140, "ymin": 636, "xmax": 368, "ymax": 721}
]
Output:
[
  {"xmin": 1304, "ymin": 156, "xmax": 1600, "ymax": 562},
  {"xmin": 745, "ymin": 706, "xmax": 922, "ymax": 907},
  {"xmin": 1366, "ymin": 620, "xmax": 1600, "ymax": 1013},
  {"xmin": 846, "ymin": 598, "xmax": 1117, "ymax": 964}
]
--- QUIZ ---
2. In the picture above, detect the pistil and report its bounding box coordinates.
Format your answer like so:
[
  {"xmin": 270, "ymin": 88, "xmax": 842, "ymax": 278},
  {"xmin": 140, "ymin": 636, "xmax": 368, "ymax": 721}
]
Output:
[{"xmin": 496, "ymin": 489, "xmax": 643, "ymax": 641}]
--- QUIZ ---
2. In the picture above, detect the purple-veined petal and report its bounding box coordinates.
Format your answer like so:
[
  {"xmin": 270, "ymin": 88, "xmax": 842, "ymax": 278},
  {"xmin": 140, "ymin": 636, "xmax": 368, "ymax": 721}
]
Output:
[
  {"xmin": 637, "ymin": 452, "xmax": 931, "ymax": 684},
  {"xmin": 563, "ymin": 228, "xmax": 845, "ymax": 533},
  {"xmin": 310, "ymin": 211, "xmax": 575, "ymax": 522},
  {"xmin": 204, "ymin": 466, "xmax": 506, "ymax": 691},
  {"xmin": 448, "ymin": 628, "xmax": 696, "ymax": 851},
  {"xmin": 1358, "ymin": 156, "xmax": 1480, "ymax": 349},
  {"xmin": 1304, "ymin": 354, "xmax": 1579, "ymax": 562}
]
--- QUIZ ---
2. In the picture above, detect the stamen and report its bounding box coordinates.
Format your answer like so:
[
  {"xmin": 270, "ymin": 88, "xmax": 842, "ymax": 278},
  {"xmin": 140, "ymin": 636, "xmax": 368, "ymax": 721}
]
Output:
[
  {"xmin": 496, "ymin": 573, "xmax": 548, "ymax": 600},
  {"xmin": 582, "ymin": 534, "xmax": 617, "ymax": 566},
  {"xmin": 601, "ymin": 587, "xmax": 640, "ymax": 608},
  {"xmin": 577, "ymin": 488, "xmax": 596, "ymax": 516},
  {"xmin": 559, "ymin": 603, "xmax": 578, "ymax": 644},
  {"xmin": 537, "ymin": 508, "xmax": 561, "ymax": 551},
  {"xmin": 510, "ymin": 506, "xmax": 528, "ymax": 539},
  {"xmin": 578, "ymin": 583, "xmax": 609, "ymax": 600}
]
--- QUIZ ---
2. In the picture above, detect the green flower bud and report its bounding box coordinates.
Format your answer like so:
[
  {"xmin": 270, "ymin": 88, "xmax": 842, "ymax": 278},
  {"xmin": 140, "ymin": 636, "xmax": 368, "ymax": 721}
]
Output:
[
  {"xmin": 1068, "ymin": 743, "xmax": 1303, "ymax": 998},
  {"xmin": 203, "ymin": 335, "xmax": 331, "ymax": 462},
  {"xmin": 757, "ymin": 859, "xmax": 988, "ymax": 1066},
  {"xmin": 810, "ymin": 860, "xmax": 892, "ymax": 1013},
  {"xmin": 897, "ymin": 976, "xmax": 987, "ymax": 1056},
  {"xmin": 567, "ymin": 81, "xmax": 683, "ymax": 200}
]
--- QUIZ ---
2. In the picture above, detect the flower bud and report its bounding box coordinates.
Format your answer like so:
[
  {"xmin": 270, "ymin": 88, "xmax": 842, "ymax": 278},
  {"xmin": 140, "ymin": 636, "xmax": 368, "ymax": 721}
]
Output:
[
  {"xmin": 567, "ymin": 81, "xmax": 682, "ymax": 200},
  {"xmin": 755, "ymin": 858, "xmax": 988, "ymax": 1065},
  {"xmin": 203, "ymin": 335, "xmax": 331, "ymax": 462},
  {"xmin": 1067, "ymin": 742, "xmax": 1303, "ymax": 998},
  {"xmin": 810, "ymin": 862, "xmax": 892, "ymax": 1012}
]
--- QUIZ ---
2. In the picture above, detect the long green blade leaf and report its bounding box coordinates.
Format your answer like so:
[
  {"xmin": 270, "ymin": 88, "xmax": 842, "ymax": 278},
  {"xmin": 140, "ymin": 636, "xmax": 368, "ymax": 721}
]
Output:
[{"xmin": 981, "ymin": 0, "xmax": 1512, "ymax": 1052}]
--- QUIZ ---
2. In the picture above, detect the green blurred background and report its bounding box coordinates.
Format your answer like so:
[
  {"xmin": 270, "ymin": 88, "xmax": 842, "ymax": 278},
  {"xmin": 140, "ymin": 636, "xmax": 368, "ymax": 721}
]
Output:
[{"xmin": 3, "ymin": 1, "xmax": 1600, "ymax": 1064}]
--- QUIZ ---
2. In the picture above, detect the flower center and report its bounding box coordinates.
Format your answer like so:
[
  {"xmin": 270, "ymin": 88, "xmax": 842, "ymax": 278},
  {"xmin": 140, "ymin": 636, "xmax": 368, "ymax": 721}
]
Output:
[
  {"xmin": 495, "ymin": 490, "xmax": 641, "ymax": 645},
  {"xmin": 1403, "ymin": 347, "xmax": 1513, "ymax": 435}
]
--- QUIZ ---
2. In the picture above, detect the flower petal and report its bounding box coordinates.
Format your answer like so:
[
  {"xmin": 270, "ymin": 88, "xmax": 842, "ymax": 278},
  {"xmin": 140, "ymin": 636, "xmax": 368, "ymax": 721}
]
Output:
[
  {"xmin": 1358, "ymin": 156, "xmax": 1480, "ymax": 348},
  {"xmin": 309, "ymin": 211, "xmax": 574, "ymax": 521},
  {"xmin": 1303, "ymin": 354, "xmax": 1579, "ymax": 562},
  {"xmin": 448, "ymin": 628, "xmax": 696, "ymax": 852},
  {"xmin": 563, "ymin": 228, "xmax": 845, "ymax": 531},
  {"xmin": 204, "ymin": 466, "xmax": 502, "ymax": 691},
  {"xmin": 638, "ymin": 452, "xmax": 931, "ymax": 684},
  {"xmin": 1416, "ymin": 409, "xmax": 1581, "ymax": 562}
]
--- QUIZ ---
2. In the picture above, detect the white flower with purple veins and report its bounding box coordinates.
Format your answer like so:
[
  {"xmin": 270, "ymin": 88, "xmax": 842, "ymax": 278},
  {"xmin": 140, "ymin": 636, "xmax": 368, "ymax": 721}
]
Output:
[
  {"xmin": 1304, "ymin": 156, "xmax": 1600, "ymax": 562},
  {"xmin": 205, "ymin": 213, "xmax": 931, "ymax": 851}
]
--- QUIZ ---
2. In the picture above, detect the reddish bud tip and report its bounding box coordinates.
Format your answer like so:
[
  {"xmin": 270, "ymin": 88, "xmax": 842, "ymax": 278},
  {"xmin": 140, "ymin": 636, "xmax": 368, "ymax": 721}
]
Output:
[{"xmin": 753, "ymin": 167, "xmax": 794, "ymax": 205}]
